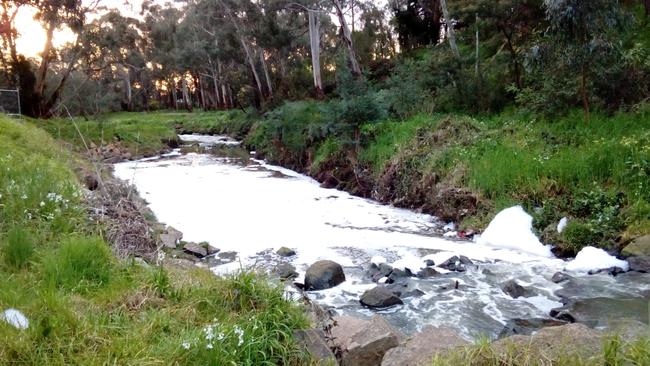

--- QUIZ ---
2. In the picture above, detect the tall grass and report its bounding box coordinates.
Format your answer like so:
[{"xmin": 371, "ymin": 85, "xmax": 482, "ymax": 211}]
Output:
[{"xmin": 1, "ymin": 227, "xmax": 34, "ymax": 270}]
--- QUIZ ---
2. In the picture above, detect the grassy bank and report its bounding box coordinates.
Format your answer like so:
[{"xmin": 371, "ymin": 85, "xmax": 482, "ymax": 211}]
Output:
[
  {"xmin": 245, "ymin": 101, "xmax": 650, "ymax": 256},
  {"xmin": 0, "ymin": 116, "xmax": 308, "ymax": 364},
  {"xmin": 33, "ymin": 110, "xmax": 252, "ymax": 158}
]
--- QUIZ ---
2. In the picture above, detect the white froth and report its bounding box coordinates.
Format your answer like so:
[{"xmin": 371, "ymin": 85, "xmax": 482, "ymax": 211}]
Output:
[
  {"xmin": 565, "ymin": 246, "xmax": 629, "ymax": 273},
  {"xmin": 476, "ymin": 206, "xmax": 554, "ymax": 258}
]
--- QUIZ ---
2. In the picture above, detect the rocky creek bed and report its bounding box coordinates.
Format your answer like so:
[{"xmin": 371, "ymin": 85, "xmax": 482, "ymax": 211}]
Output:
[{"xmin": 113, "ymin": 134, "xmax": 650, "ymax": 363}]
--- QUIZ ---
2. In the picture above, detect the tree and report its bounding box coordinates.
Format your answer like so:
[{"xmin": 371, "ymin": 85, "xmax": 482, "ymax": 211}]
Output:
[{"xmin": 542, "ymin": 0, "xmax": 628, "ymax": 120}]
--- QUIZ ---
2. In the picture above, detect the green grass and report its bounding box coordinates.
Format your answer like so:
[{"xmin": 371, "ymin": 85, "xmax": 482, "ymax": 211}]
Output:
[
  {"xmin": 33, "ymin": 110, "xmax": 252, "ymax": 157},
  {"xmin": 0, "ymin": 115, "xmax": 309, "ymax": 364},
  {"xmin": 431, "ymin": 334, "xmax": 650, "ymax": 365}
]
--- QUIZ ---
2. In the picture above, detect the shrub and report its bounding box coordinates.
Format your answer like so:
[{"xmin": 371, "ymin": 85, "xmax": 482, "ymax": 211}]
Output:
[
  {"xmin": 561, "ymin": 220, "xmax": 602, "ymax": 255},
  {"xmin": 1, "ymin": 227, "xmax": 34, "ymax": 269},
  {"xmin": 43, "ymin": 236, "xmax": 113, "ymax": 292}
]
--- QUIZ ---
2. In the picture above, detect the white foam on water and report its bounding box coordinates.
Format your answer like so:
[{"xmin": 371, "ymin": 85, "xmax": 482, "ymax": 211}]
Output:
[
  {"xmin": 476, "ymin": 206, "xmax": 554, "ymax": 258},
  {"xmin": 565, "ymin": 246, "xmax": 629, "ymax": 273},
  {"xmin": 114, "ymin": 143, "xmax": 647, "ymax": 339},
  {"xmin": 179, "ymin": 134, "xmax": 241, "ymax": 146}
]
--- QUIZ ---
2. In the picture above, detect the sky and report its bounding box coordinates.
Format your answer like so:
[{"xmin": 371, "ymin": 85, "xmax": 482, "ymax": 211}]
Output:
[
  {"xmin": 14, "ymin": 0, "xmax": 158, "ymax": 57},
  {"xmin": 14, "ymin": 0, "xmax": 390, "ymax": 58}
]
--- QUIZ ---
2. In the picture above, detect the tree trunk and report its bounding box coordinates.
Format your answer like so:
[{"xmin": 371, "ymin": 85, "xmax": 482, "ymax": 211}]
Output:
[
  {"xmin": 440, "ymin": 0, "xmax": 460, "ymax": 59},
  {"xmin": 182, "ymin": 78, "xmax": 192, "ymax": 112},
  {"xmin": 308, "ymin": 10, "xmax": 324, "ymax": 98},
  {"xmin": 35, "ymin": 23, "xmax": 55, "ymax": 99},
  {"xmin": 212, "ymin": 69, "xmax": 221, "ymax": 109},
  {"xmin": 645, "ymin": 0, "xmax": 650, "ymax": 17},
  {"xmin": 580, "ymin": 64, "xmax": 590, "ymax": 122},
  {"xmin": 259, "ymin": 48, "xmax": 273, "ymax": 99},
  {"xmin": 331, "ymin": 0, "xmax": 362, "ymax": 77},
  {"xmin": 125, "ymin": 69, "xmax": 132, "ymax": 111}
]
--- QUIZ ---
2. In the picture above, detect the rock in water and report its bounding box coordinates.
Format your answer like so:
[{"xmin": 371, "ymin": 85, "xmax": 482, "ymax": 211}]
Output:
[
  {"xmin": 360, "ymin": 286, "xmax": 403, "ymax": 308},
  {"xmin": 551, "ymin": 271, "xmax": 573, "ymax": 283},
  {"xmin": 416, "ymin": 267, "xmax": 439, "ymax": 278},
  {"xmin": 381, "ymin": 326, "xmax": 468, "ymax": 366},
  {"xmin": 500, "ymin": 279, "xmax": 530, "ymax": 298},
  {"xmin": 304, "ymin": 260, "xmax": 346, "ymax": 290},
  {"xmin": 274, "ymin": 263, "xmax": 298, "ymax": 280},
  {"xmin": 622, "ymin": 235, "xmax": 650, "ymax": 257},
  {"xmin": 497, "ymin": 318, "xmax": 568, "ymax": 338},
  {"xmin": 340, "ymin": 316, "xmax": 404, "ymax": 366},
  {"xmin": 183, "ymin": 242, "xmax": 208, "ymax": 258},
  {"xmin": 1, "ymin": 308, "xmax": 29, "ymax": 330},
  {"xmin": 628, "ymin": 256, "xmax": 650, "ymax": 273},
  {"xmin": 276, "ymin": 247, "xmax": 296, "ymax": 257}
]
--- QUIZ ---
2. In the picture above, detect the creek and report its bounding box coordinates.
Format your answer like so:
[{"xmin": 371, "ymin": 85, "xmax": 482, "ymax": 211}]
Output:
[{"xmin": 114, "ymin": 135, "xmax": 650, "ymax": 340}]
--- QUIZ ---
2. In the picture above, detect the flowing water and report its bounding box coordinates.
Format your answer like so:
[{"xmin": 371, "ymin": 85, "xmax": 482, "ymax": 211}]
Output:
[{"xmin": 114, "ymin": 135, "xmax": 650, "ymax": 340}]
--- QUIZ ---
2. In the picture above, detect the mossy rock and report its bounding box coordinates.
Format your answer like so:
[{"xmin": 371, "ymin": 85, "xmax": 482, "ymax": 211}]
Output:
[{"xmin": 622, "ymin": 235, "xmax": 650, "ymax": 257}]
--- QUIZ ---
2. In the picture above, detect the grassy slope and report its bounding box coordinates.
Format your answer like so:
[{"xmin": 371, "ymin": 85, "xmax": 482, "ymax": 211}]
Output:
[
  {"xmin": 355, "ymin": 109, "xmax": 649, "ymax": 254},
  {"xmin": 0, "ymin": 116, "xmax": 308, "ymax": 365}
]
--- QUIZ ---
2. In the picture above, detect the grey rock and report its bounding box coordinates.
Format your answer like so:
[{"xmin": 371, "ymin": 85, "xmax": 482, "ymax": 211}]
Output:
[
  {"xmin": 183, "ymin": 242, "xmax": 207, "ymax": 258},
  {"xmin": 550, "ymin": 297, "xmax": 650, "ymax": 327},
  {"xmin": 500, "ymin": 279, "xmax": 530, "ymax": 298},
  {"xmin": 160, "ymin": 226, "xmax": 183, "ymax": 249},
  {"xmin": 424, "ymin": 259, "xmax": 435, "ymax": 267},
  {"xmin": 492, "ymin": 323, "xmax": 604, "ymax": 362},
  {"xmin": 276, "ymin": 247, "xmax": 297, "ymax": 257},
  {"xmin": 331, "ymin": 315, "xmax": 371, "ymax": 351},
  {"xmin": 293, "ymin": 329, "xmax": 337, "ymax": 366},
  {"xmin": 628, "ymin": 256, "xmax": 650, "ymax": 273},
  {"xmin": 341, "ymin": 316, "xmax": 404, "ymax": 366},
  {"xmin": 305, "ymin": 260, "xmax": 346, "ymax": 291},
  {"xmin": 274, "ymin": 263, "xmax": 299, "ymax": 280},
  {"xmin": 551, "ymin": 271, "xmax": 573, "ymax": 283},
  {"xmin": 622, "ymin": 234, "xmax": 650, "ymax": 257},
  {"xmin": 416, "ymin": 267, "xmax": 439, "ymax": 278},
  {"xmin": 498, "ymin": 318, "xmax": 568, "ymax": 338},
  {"xmin": 438, "ymin": 255, "xmax": 473, "ymax": 272},
  {"xmin": 381, "ymin": 326, "xmax": 469, "ymax": 366},
  {"xmin": 360, "ymin": 286, "xmax": 403, "ymax": 308}
]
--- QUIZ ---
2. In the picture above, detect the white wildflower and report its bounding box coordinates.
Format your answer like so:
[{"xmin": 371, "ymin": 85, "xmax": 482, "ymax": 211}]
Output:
[
  {"xmin": 234, "ymin": 326, "xmax": 244, "ymax": 346},
  {"xmin": 206, "ymin": 343, "xmax": 213, "ymax": 350},
  {"xmin": 21, "ymin": 194, "xmax": 27, "ymax": 200},
  {"xmin": 40, "ymin": 201, "xmax": 45, "ymax": 207},
  {"xmin": 182, "ymin": 342, "xmax": 191, "ymax": 350}
]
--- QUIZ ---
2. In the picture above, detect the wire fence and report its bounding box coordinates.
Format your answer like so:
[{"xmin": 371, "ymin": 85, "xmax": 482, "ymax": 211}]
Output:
[{"xmin": 0, "ymin": 88, "xmax": 21, "ymax": 116}]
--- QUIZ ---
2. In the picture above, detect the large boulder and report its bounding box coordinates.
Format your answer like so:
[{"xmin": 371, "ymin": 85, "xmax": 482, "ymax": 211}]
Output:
[
  {"xmin": 550, "ymin": 297, "xmax": 650, "ymax": 327},
  {"xmin": 340, "ymin": 316, "xmax": 404, "ymax": 366},
  {"xmin": 304, "ymin": 260, "xmax": 346, "ymax": 290},
  {"xmin": 183, "ymin": 242, "xmax": 207, "ymax": 258},
  {"xmin": 381, "ymin": 326, "xmax": 468, "ymax": 366},
  {"xmin": 331, "ymin": 316, "xmax": 371, "ymax": 351},
  {"xmin": 628, "ymin": 256, "xmax": 650, "ymax": 273},
  {"xmin": 622, "ymin": 235, "xmax": 650, "ymax": 257},
  {"xmin": 160, "ymin": 226, "xmax": 183, "ymax": 249},
  {"xmin": 293, "ymin": 329, "xmax": 337, "ymax": 365},
  {"xmin": 492, "ymin": 323, "xmax": 603, "ymax": 362},
  {"xmin": 360, "ymin": 286, "xmax": 403, "ymax": 308},
  {"xmin": 276, "ymin": 247, "xmax": 296, "ymax": 257}
]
